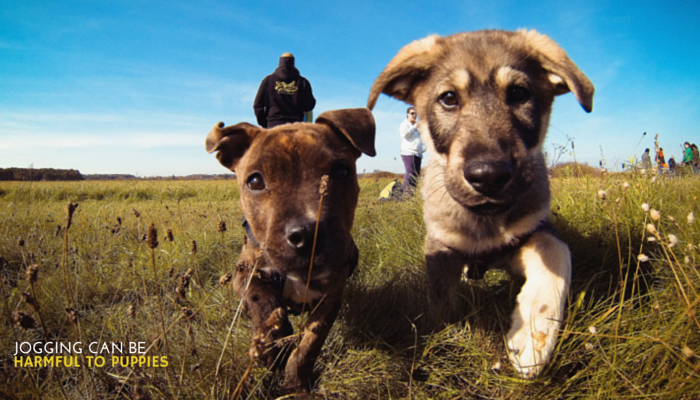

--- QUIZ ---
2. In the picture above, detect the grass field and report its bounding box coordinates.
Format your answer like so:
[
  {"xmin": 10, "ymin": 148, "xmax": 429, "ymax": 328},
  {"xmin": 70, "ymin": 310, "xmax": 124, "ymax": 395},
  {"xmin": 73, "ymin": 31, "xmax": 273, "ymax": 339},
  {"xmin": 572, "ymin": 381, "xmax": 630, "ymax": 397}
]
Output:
[{"xmin": 1, "ymin": 173, "xmax": 699, "ymax": 399}]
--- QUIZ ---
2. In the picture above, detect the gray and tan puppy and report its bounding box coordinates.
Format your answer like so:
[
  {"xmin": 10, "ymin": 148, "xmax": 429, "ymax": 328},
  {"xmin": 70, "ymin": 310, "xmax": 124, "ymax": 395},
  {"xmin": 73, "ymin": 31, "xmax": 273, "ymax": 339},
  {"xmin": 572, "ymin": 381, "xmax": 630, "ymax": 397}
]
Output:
[
  {"xmin": 205, "ymin": 108, "xmax": 375, "ymax": 392},
  {"xmin": 368, "ymin": 29, "xmax": 594, "ymax": 377}
]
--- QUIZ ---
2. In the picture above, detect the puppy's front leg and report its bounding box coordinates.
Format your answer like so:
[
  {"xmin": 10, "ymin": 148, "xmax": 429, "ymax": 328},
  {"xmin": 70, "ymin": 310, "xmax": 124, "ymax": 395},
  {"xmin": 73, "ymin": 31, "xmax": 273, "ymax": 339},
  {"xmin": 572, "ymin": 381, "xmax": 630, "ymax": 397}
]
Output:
[
  {"xmin": 282, "ymin": 277, "xmax": 347, "ymax": 393},
  {"xmin": 507, "ymin": 231, "xmax": 570, "ymax": 378},
  {"xmin": 425, "ymin": 235, "xmax": 467, "ymax": 327},
  {"xmin": 234, "ymin": 261, "xmax": 294, "ymax": 369}
]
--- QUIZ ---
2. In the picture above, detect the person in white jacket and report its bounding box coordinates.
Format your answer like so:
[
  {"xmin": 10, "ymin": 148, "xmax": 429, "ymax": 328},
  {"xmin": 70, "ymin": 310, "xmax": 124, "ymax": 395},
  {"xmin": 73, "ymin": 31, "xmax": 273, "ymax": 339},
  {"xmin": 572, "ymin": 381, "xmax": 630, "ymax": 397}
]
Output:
[{"xmin": 399, "ymin": 107, "xmax": 427, "ymax": 194}]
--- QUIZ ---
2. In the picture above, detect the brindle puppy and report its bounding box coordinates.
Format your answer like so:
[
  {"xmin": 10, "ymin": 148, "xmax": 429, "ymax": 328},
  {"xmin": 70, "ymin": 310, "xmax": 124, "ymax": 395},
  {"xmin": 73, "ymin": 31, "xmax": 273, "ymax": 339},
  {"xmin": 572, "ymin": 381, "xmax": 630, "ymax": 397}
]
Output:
[
  {"xmin": 205, "ymin": 108, "xmax": 375, "ymax": 392},
  {"xmin": 368, "ymin": 29, "xmax": 594, "ymax": 377}
]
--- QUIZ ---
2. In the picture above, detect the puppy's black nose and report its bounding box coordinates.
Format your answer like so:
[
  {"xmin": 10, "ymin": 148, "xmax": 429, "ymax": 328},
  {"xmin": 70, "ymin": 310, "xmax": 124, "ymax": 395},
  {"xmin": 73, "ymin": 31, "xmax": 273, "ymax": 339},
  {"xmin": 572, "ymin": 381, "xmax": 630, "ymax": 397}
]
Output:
[
  {"xmin": 286, "ymin": 221, "xmax": 325, "ymax": 254},
  {"xmin": 463, "ymin": 161, "xmax": 513, "ymax": 197}
]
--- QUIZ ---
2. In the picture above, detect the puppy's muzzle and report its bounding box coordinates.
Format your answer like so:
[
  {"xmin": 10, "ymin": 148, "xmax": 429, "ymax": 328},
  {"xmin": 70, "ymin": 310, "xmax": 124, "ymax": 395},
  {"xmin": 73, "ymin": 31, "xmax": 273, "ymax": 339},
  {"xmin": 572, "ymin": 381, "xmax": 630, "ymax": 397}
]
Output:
[
  {"xmin": 464, "ymin": 160, "xmax": 514, "ymax": 197},
  {"xmin": 285, "ymin": 220, "xmax": 326, "ymax": 256}
]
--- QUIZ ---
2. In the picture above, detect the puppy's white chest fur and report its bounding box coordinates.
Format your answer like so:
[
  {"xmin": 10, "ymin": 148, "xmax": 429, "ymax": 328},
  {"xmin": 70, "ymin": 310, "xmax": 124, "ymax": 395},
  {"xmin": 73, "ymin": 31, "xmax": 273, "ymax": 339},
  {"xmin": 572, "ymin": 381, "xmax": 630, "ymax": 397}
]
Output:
[{"xmin": 283, "ymin": 271, "xmax": 325, "ymax": 306}]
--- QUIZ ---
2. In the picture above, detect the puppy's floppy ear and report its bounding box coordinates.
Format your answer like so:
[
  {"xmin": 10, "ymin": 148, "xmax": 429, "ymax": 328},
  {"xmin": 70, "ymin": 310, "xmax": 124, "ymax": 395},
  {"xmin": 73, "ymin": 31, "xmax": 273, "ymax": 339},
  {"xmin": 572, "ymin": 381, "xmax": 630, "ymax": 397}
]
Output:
[
  {"xmin": 205, "ymin": 122, "xmax": 260, "ymax": 171},
  {"xmin": 367, "ymin": 35, "xmax": 441, "ymax": 110},
  {"xmin": 519, "ymin": 29, "xmax": 595, "ymax": 113},
  {"xmin": 316, "ymin": 108, "xmax": 376, "ymax": 157}
]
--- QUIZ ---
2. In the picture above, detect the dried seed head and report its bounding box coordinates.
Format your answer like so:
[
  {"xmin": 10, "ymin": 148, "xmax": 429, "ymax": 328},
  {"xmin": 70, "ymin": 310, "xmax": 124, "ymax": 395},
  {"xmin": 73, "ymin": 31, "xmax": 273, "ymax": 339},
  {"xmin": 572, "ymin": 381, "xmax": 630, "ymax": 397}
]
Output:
[
  {"xmin": 622, "ymin": 182, "xmax": 630, "ymax": 191},
  {"xmin": 13, "ymin": 311, "xmax": 35, "ymax": 330},
  {"xmin": 650, "ymin": 209, "xmax": 661, "ymax": 221},
  {"xmin": 682, "ymin": 345, "xmax": 696, "ymax": 359},
  {"xmin": 133, "ymin": 208, "xmax": 141, "ymax": 219},
  {"xmin": 65, "ymin": 308, "xmax": 79, "ymax": 323},
  {"xmin": 218, "ymin": 221, "xmax": 227, "ymax": 233},
  {"xmin": 181, "ymin": 307, "xmax": 194, "ymax": 320},
  {"xmin": 176, "ymin": 285, "xmax": 186, "ymax": 299},
  {"xmin": 219, "ymin": 272, "xmax": 232, "ymax": 286},
  {"xmin": 191, "ymin": 240, "xmax": 197, "ymax": 255},
  {"xmin": 166, "ymin": 229, "xmax": 174, "ymax": 242},
  {"xmin": 641, "ymin": 203, "xmax": 650, "ymax": 212},
  {"xmin": 22, "ymin": 292, "xmax": 40, "ymax": 312},
  {"xmin": 667, "ymin": 234, "xmax": 678, "ymax": 248},
  {"xmin": 18, "ymin": 238, "xmax": 25, "ymax": 247},
  {"xmin": 597, "ymin": 190, "xmax": 607, "ymax": 200},
  {"xmin": 319, "ymin": 175, "xmax": 330, "ymax": 196},
  {"xmin": 146, "ymin": 223, "xmax": 159, "ymax": 249},
  {"xmin": 25, "ymin": 264, "xmax": 39, "ymax": 283},
  {"xmin": 688, "ymin": 212, "xmax": 695, "ymax": 225},
  {"xmin": 65, "ymin": 202, "xmax": 79, "ymax": 229},
  {"xmin": 117, "ymin": 217, "xmax": 122, "ymax": 226},
  {"xmin": 638, "ymin": 254, "xmax": 650, "ymax": 262},
  {"xmin": 127, "ymin": 304, "xmax": 136, "ymax": 319},
  {"xmin": 588, "ymin": 326, "xmax": 598, "ymax": 334},
  {"xmin": 646, "ymin": 224, "xmax": 657, "ymax": 234}
]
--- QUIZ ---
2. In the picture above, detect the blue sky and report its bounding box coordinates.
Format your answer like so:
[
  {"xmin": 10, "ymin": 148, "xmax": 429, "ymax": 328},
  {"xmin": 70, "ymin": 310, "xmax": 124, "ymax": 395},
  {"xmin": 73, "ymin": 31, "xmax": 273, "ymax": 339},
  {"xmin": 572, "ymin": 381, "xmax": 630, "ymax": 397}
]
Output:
[{"xmin": 1, "ymin": 1, "xmax": 698, "ymax": 176}]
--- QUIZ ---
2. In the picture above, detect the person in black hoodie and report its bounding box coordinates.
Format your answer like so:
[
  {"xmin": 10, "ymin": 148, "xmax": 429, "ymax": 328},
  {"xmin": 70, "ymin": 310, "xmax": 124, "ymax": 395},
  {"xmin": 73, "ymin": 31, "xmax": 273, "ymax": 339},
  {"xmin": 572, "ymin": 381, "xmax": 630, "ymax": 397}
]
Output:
[{"xmin": 253, "ymin": 53, "xmax": 316, "ymax": 128}]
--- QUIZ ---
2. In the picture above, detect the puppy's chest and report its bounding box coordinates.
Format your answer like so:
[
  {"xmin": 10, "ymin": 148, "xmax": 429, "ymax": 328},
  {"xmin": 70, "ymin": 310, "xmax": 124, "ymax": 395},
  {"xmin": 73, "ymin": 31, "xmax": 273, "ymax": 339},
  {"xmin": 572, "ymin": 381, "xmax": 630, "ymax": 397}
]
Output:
[{"xmin": 258, "ymin": 267, "xmax": 332, "ymax": 315}]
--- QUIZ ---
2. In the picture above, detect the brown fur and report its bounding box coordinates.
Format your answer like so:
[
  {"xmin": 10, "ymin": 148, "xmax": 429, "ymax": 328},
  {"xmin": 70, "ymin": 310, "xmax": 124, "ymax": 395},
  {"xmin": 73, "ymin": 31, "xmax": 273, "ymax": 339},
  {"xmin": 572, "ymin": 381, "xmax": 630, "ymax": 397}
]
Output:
[
  {"xmin": 368, "ymin": 29, "xmax": 594, "ymax": 377},
  {"xmin": 205, "ymin": 108, "xmax": 375, "ymax": 392}
]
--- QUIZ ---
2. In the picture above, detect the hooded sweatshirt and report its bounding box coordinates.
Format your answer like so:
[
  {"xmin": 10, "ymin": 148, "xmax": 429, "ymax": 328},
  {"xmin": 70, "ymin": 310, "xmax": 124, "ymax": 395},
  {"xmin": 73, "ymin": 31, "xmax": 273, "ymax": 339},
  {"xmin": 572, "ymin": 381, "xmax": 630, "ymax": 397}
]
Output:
[{"xmin": 253, "ymin": 56, "xmax": 316, "ymax": 128}]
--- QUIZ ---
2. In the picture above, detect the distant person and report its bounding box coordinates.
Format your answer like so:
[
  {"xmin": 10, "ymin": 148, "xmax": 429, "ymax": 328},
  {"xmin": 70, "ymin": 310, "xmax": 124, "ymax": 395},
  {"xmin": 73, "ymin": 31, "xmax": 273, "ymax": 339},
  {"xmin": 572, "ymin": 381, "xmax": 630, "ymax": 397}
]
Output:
[
  {"xmin": 641, "ymin": 148, "xmax": 652, "ymax": 170},
  {"xmin": 656, "ymin": 147, "xmax": 666, "ymax": 172},
  {"xmin": 253, "ymin": 53, "xmax": 316, "ymax": 128},
  {"xmin": 399, "ymin": 107, "xmax": 427, "ymax": 194},
  {"xmin": 692, "ymin": 144, "xmax": 700, "ymax": 173},
  {"xmin": 668, "ymin": 156, "xmax": 677, "ymax": 175},
  {"xmin": 682, "ymin": 142, "xmax": 693, "ymax": 168}
]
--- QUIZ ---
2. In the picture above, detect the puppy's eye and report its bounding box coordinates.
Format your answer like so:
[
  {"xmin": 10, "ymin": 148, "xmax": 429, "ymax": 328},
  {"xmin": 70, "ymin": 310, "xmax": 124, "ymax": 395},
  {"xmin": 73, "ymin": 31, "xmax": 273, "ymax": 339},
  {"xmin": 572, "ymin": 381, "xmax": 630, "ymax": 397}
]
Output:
[
  {"xmin": 439, "ymin": 91, "xmax": 459, "ymax": 108},
  {"xmin": 330, "ymin": 163, "xmax": 352, "ymax": 180},
  {"xmin": 246, "ymin": 173, "xmax": 266, "ymax": 191},
  {"xmin": 506, "ymin": 85, "xmax": 531, "ymax": 104}
]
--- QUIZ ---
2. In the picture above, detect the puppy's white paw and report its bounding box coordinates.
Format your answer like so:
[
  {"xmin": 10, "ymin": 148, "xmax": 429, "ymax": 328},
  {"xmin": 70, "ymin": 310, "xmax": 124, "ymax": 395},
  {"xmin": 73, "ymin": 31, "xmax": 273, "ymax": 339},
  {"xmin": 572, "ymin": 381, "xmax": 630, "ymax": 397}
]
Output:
[{"xmin": 506, "ymin": 314, "xmax": 559, "ymax": 378}]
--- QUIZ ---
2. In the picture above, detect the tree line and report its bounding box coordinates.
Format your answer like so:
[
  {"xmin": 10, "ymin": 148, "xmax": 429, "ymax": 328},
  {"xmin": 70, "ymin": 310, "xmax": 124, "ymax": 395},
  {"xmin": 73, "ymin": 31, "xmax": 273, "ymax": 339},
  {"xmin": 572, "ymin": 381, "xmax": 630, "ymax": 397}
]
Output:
[{"xmin": 0, "ymin": 168, "xmax": 84, "ymax": 181}]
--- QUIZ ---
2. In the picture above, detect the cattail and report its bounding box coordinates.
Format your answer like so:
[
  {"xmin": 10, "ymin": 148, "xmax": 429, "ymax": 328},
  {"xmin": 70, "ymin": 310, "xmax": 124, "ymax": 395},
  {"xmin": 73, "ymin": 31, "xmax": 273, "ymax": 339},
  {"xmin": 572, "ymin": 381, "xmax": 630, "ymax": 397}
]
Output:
[
  {"xmin": 117, "ymin": 217, "xmax": 122, "ymax": 226},
  {"xmin": 25, "ymin": 264, "xmax": 39, "ymax": 283},
  {"xmin": 133, "ymin": 209, "xmax": 141, "ymax": 219},
  {"xmin": 219, "ymin": 272, "xmax": 232, "ymax": 286},
  {"xmin": 18, "ymin": 238, "xmax": 25, "ymax": 247},
  {"xmin": 65, "ymin": 202, "xmax": 78, "ymax": 230},
  {"xmin": 166, "ymin": 229, "xmax": 174, "ymax": 242},
  {"xmin": 146, "ymin": 223, "xmax": 159, "ymax": 249},
  {"xmin": 12, "ymin": 311, "xmax": 35, "ymax": 330},
  {"xmin": 191, "ymin": 241, "xmax": 197, "ymax": 255},
  {"xmin": 218, "ymin": 221, "xmax": 227, "ymax": 233}
]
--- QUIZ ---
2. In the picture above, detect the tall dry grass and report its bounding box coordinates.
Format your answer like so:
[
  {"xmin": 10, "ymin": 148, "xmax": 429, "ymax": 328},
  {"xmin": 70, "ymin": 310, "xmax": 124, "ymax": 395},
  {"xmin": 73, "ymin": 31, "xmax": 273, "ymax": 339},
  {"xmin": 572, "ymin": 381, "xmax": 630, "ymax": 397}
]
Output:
[{"xmin": 0, "ymin": 173, "xmax": 698, "ymax": 399}]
